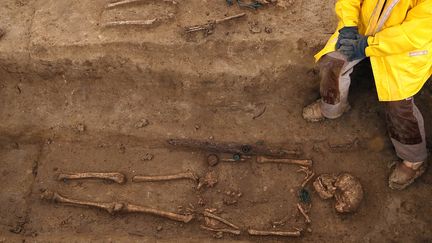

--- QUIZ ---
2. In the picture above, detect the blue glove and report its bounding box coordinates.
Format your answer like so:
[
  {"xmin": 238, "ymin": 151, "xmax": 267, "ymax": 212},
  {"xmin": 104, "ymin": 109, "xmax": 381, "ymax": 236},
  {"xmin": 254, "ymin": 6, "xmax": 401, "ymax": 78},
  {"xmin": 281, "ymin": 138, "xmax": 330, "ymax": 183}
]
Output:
[
  {"xmin": 336, "ymin": 27, "xmax": 359, "ymax": 49},
  {"xmin": 338, "ymin": 35, "xmax": 369, "ymax": 61}
]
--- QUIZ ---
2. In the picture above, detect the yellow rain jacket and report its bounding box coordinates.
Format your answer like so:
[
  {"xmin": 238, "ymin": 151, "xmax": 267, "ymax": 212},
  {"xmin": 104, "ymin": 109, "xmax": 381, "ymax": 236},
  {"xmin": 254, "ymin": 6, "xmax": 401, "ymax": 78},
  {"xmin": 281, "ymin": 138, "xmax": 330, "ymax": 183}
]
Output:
[{"xmin": 315, "ymin": 0, "xmax": 432, "ymax": 101}]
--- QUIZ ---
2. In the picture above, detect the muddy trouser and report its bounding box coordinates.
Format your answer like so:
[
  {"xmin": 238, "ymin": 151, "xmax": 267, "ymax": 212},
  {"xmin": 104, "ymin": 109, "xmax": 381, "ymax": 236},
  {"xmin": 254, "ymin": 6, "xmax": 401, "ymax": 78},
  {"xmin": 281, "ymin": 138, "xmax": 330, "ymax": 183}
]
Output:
[{"xmin": 319, "ymin": 51, "xmax": 428, "ymax": 162}]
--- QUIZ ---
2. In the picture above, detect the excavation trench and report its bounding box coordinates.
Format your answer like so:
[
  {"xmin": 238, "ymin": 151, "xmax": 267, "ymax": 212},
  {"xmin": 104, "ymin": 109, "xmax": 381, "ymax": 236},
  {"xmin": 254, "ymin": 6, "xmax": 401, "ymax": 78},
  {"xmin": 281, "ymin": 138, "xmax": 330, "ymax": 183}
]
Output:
[{"xmin": 1, "ymin": 0, "xmax": 432, "ymax": 242}]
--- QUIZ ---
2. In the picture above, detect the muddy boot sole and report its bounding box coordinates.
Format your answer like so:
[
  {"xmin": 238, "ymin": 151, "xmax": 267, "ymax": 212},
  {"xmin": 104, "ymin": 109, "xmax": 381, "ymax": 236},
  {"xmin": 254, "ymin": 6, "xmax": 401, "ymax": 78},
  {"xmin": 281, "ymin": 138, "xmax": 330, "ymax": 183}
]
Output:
[{"xmin": 388, "ymin": 162, "xmax": 427, "ymax": 190}]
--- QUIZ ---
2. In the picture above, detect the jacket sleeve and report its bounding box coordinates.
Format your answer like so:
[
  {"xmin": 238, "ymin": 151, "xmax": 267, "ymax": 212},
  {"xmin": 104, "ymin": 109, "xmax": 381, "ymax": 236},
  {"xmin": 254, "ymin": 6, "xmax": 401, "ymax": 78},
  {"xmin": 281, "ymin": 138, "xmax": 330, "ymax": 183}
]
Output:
[
  {"xmin": 335, "ymin": 0, "xmax": 363, "ymax": 27},
  {"xmin": 366, "ymin": 0, "xmax": 432, "ymax": 57}
]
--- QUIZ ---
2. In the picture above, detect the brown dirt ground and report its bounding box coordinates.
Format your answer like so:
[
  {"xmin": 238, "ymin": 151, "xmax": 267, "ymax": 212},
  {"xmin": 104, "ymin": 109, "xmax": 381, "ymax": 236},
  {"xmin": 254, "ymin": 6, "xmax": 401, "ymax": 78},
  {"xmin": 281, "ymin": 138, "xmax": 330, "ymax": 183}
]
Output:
[{"xmin": 1, "ymin": 0, "xmax": 431, "ymax": 242}]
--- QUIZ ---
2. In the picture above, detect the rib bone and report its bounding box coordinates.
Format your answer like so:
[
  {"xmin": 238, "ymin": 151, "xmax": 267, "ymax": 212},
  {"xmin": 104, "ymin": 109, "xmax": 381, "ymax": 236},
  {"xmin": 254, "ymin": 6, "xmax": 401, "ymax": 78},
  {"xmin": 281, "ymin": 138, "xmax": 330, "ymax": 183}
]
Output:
[
  {"xmin": 57, "ymin": 172, "xmax": 126, "ymax": 184},
  {"xmin": 41, "ymin": 190, "xmax": 193, "ymax": 223},
  {"xmin": 132, "ymin": 171, "xmax": 198, "ymax": 183},
  {"xmin": 256, "ymin": 156, "xmax": 312, "ymax": 166},
  {"xmin": 248, "ymin": 229, "xmax": 301, "ymax": 237}
]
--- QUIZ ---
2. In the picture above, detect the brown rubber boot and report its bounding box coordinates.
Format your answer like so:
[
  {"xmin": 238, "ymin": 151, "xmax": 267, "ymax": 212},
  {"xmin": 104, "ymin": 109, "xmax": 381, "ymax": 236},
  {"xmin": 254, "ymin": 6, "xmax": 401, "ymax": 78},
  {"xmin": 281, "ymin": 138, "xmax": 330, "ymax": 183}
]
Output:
[{"xmin": 388, "ymin": 161, "xmax": 427, "ymax": 190}]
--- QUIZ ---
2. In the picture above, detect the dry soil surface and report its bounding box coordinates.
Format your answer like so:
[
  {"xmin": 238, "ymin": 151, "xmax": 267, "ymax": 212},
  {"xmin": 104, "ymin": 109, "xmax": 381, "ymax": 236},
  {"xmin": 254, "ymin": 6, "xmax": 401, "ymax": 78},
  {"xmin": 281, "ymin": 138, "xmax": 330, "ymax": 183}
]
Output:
[{"xmin": 0, "ymin": 0, "xmax": 431, "ymax": 242}]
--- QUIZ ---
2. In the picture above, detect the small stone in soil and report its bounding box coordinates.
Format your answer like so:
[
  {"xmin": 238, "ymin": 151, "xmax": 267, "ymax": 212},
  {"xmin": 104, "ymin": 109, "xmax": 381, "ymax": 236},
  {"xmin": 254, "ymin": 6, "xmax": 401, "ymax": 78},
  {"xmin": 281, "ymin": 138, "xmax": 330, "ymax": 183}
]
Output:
[
  {"xmin": 214, "ymin": 232, "xmax": 223, "ymax": 239},
  {"xmin": 265, "ymin": 26, "xmax": 273, "ymax": 33},
  {"xmin": 75, "ymin": 123, "xmax": 85, "ymax": 133},
  {"xmin": 135, "ymin": 119, "xmax": 149, "ymax": 128},
  {"xmin": 141, "ymin": 153, "xmax": 154, "ymax": 161},
  {"xmin": 118, "ymin": 144, "xmax": 126, "ymax": 154}
]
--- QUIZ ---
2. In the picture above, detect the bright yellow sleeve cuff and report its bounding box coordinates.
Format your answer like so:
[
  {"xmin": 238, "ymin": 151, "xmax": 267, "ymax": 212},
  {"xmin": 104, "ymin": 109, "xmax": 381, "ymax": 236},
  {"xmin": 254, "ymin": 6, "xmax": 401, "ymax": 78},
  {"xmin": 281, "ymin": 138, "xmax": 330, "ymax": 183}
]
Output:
[
  {"xmin": 342, "ymin": 20, "xmax": 358, "ymax": 27},
  {"xmin": 365, "ymin": 36, "xmax": 379, "ymax": 57}
]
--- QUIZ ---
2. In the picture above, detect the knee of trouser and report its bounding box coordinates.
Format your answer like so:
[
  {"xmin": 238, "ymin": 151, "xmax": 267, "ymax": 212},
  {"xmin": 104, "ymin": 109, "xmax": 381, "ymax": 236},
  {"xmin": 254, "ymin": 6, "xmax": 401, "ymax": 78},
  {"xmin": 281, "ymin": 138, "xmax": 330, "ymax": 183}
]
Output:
[
  {"xmin": 384, "ymin": 99, "xmax": 412, "ymax": 115},
  {"xmin": 384, "ymin": 99, "xmax": 423, "ymax": 145},
  {"xmin": 318, "ymin": 55, "xmax": 345, "ymax": 76},
  {"xmin": 318, "ymin": 55, "xmax": 346, "ymax": 105}
]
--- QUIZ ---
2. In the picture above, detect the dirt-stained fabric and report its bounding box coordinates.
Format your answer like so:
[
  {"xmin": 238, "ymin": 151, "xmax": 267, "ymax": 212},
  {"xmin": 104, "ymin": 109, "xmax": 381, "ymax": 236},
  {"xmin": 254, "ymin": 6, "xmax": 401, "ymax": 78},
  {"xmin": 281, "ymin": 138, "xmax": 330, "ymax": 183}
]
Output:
[
  {"xmin": 384, "ymin": 99, "xmax": 423, "ymax": 145},
  {"xmin": 317, "ymin": 52, "xmax": 427, "ymax": 162},
  {"xmin": 318, "ymin": 55, "xmax": 346, "ymax": 105}
]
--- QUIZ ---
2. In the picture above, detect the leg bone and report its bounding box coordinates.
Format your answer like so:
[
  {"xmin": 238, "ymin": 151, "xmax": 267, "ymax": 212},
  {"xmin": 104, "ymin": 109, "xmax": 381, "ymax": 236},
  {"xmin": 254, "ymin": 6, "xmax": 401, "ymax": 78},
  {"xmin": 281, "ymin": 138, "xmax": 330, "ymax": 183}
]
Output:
[
  {"xmin": 105, "ymin": 0, "xmax": 176, "ymax": 9},
  {"xmin": 256, "ymin": 156, "xmax": 312, "ymax": 166},
  {"xmin": 41, "ymin": 190, "xmax": 124, "ymax": 214},
  {"xmin": 57, "ymin": 172, "xmax": 126, "ymax": 184},
  {"xmin": 103, "ymin": 19, "xmax": 158, "ymax": 28},
  {"xmin": 41, "ymin": 190, "xmax": 193, "ymax": 223},
  {"xmin": 124, "ymin": 204, "xmax": 193, "ymax": 223},
  {"xmin": 132, "ymin": 171, "xmax": 198, "ymax": 183},
  {"xmin": 200, "ymin": 225, "xmax": 241, "ymax": 235},
  {"xmin": 248, "ymin": 229, "xmax": 301, "ymax": 237},
  {"xmin": 203, "ymin": 211, "xmax": 240, "ymax": 230}
]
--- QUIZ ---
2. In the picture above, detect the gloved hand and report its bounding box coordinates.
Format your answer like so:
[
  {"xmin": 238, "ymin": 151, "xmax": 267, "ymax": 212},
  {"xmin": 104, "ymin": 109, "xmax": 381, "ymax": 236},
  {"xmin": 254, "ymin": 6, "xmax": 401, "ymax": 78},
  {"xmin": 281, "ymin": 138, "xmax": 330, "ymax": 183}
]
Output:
[
  {"xmin": 336, "ymin": 26, "xmax": 359, "ymax": 49},
  {"xmin": 338, "ymin": 35, "xmax": 369, "ymax": 61}
]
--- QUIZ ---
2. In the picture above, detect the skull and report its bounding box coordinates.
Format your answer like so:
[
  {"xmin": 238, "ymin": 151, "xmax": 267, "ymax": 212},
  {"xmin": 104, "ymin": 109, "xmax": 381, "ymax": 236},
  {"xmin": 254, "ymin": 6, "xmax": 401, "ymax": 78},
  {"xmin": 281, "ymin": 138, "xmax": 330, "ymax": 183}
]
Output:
[
  {"xmin": 313, "ymin": 173, "xmax": 364, "ymax": 213},
  {"xmin": 312, "ymin": 173, "xmax": 337, "ymax": 199},
  {"xmin": 334, "ymin": 173, "xmax": 364, "ymax": 213}
]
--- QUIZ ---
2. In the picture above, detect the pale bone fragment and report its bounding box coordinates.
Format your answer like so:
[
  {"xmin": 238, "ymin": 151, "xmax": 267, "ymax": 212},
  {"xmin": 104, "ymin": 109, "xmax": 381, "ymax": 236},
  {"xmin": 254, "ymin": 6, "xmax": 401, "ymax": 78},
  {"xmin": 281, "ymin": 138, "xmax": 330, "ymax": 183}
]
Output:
[
  {"xmin": 132, "ymin": 171, "xmax": 198, "ymax": 183},
  {"xmin": 41, "ymin": 190, "xmax": 122, "ymax": 214},
  {"xmin": 197, "ymin": 171, "xmax": 218, "ymax": 190},
  {"xmin": 297, "ymin": 166, "xmax": 315, "ymax": 188},
  {"xmin": 302, "ymin": 172, "xmax": 315, "ymax": 188},
  {"xmin": 204, "ymin": 215, "xmax": 220, "ymax": 228},
  {"xmin": 105, "ymin": 0, "xmax": 177, "ymax": 9},
  {"xmin": 221, "ymin": 155, "xmax": 251, "ymax": 162},
  {"xmin": 200, "ymin": 225, "xmax": 241, "ymax": 235},
  {"xmin": 207, "ymin": 154, "xmax": 251, "ymax": 166},
  {"xmin": 214, "ymin": 13, "xmax": 246, "ymax": 24},
  {"xmin": 247, "ymin": 229, "xmax": 301, "ymax": 237},
  {"xmin": 271, "ymin": 215, "xmax": 290, "ymax": 227},
  {"xmin": 185, "ymin": 13, "xmax": 246, "ymax": 34},
  {"xmin": 41, "ymin": 190, "xmax": 193, "ymax": 223},
  {"xmin": 124, "ymin": 203, "xmax": 193, "ymax": 223},
  {"xmin": 313, "ymin": 174, "xmax": 337, "ymax": 199},
  {"xmin": 103, "ymin": 19, "xmax": 158, "ymax": 28},
  {"xmin": 57, "ymin": 172, "xmax": 126, "ymax": 184},
  {"xmin": 296, "ymin": 203, "xmax": 311, "ymax": 224},
  {"xmin": 203, "ymin": 211, "xmax": 240, "ymax": 230},
  {"xmin": 256, "ymin": 156, "xmax": 312, "ymax": 166}
]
